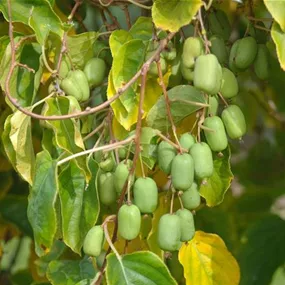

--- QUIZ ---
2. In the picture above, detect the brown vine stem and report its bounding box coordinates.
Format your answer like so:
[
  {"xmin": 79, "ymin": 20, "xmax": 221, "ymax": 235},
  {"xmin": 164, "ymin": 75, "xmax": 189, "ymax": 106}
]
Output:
[
  {"xmin": 156, "ymin": 60, "xmax": 181, "ymax": 152},
  {"xmin": 198, "ymin": 8, "xmax": 210, "ymax": 53},
  {"xmin": 156, "ymin": 131, "xmax": 187, "ymax": 152},
  {"xmin": 218, "ymin": 92, "xmax": 229, "ymax": 107},
  {"xmin": 247, "ymin": 16, "xmax": 273, "ymax": 22},
  {"xmin": 57, "ymin": 135, "xmax": 135, "ymax": 166},
  {"xmin": 122, "ymin": 5, "xmax": 132, "ymax": 30},
  {"xmin": 83, "ymin": 120, "xmax": 106, "ymax": 141}
]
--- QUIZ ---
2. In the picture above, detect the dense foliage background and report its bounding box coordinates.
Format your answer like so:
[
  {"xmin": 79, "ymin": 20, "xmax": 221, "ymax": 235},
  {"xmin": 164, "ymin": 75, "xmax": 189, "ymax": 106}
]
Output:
[{"xmin": 0, "ymin": 0, "xmax": 285, "ymax": 284}]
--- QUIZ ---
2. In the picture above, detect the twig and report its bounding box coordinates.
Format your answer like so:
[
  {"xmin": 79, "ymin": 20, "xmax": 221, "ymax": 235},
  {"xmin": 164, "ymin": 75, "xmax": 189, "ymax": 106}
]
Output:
[
  {"xmin": 198, "ymin": 8, "xmax": 210, "ymax": 53},
  {"xmin": 122, "ymin": 5, "xmax": 132, "ymax": 30},
  {"xmin": 127, "ymin": 0, "xmax": 151, "ymax": 9},
  {"xmin": 218, "ymin": 92, "xmax": 229, "ymax": 107},
  {"xmin": 178, "ymin": 191, "xmax": 184, "ymax": 210},
  {"xmin": 83, "ymin": 120, "xmax": 106, "ymax": 141},
  {"xmin": 156, "ymin": 131, "xmax": 186, "ymax": 152}
]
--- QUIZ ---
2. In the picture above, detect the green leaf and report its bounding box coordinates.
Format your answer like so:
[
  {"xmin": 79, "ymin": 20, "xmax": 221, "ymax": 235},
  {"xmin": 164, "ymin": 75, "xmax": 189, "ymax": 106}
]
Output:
[
  {"xmin": 0, "ymin": 40, "xmax": 43, "ymax": 107},
  {"xmin": 129, "ymin": 17, "xmax": 153, "ymax": 41},
  {"xmin": 0, "ymin": 35, "xmax": 9, "ymax": 59},
  {"xmin": 109, "ymin": 30, "xmax": 133, "ymax": 57},
  {"xmin": 0, "ymin": 195, "xmax": 33, "ymax": 237},
  {"xmin": 58, "ymin": 159, "xmax": 99, "ymax": 254},
  {"xmin": 239, "ymin": 215, "xmax": 285, "ymax": 285},
  {"xmin": 27, "ymin": 150, "xmax": 58, "ymax": 257},
  {"xmin": 199, "ymin": 147, "xmax": 233, "ymax": 207},
  {"xmin": 264, "ymin": 0, "xmax": 285, "ymax": 32},
  {"xmin": 106, "ymin": 251, "xmax": 177, "ymax": 285},
  {"xmin": 47, "ymin": 257, "xmax": 96, "ymax": 285},
  {"xmin": 271, "ymin": 21, "xmax": 285, "ymax": 71},
  {"xmin": 152, "ymin": 0, "xmax": 202, "ymax": 32},
  {"xmin": 67, "ymin": 32, "xmax": 99, "ymax": 69},
  {"xmin": 45, "ymin": 97, "xmax": 91, "ymax": 181},
  {"xmin": 146, "ymin": 85, "xmax": 206, "ymax": 131},
  {"xmin": 0, "ymin": 0, "xmax": 63, "ymax": 44},
  {"xmin": 9, "ymin": 111, "xmax": 35, "ymax": 185}
]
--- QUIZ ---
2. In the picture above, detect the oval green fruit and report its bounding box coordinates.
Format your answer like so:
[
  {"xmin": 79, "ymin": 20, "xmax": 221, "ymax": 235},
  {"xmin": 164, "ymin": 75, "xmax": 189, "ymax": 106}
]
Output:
[
  {"xmin": 114, "ymin": 160, "xmax": 133, "ymax": 194},
  {"xmin": 176, "ymin": 209, "xmax": 195, "ymax": 242},
  {"xmin": 207, "ymin": 95, "xmax": 219, "ymax": 116},
  {"xmin": 158, "ymin": 141, "xmax": 177, "ymax": 175},
  {"xmin": 203, "ymin": 116, "xmax": 228, "ymax": 152},
  {"xmin": 221, "ymin": 105, "xmax": 246, "ymax": 139},
  {"xmin": 118, "ymin": 204, "xmax": 141, "ymax": 240},
  {"xmin": 83, "ymin": 225, "xmax": 104, "ymax": 257},
  {"xmin": 254, "ymin": 44, "xmax": 269, "ymax": 80},
  {"xmin": 194, "ymin": 54, "xmax": 223, "ymax": 95},
  {"xmin": 181, "ymin": 182, "xmax": 201, "ymax": 210},
  {"xmin": 56, "ymin": 55, "xmax": 71, "ymax": 79},
  {"xmin": 179, "ymin": 133, "xmax": 195, "ymax": 151},
  {"xmin": 146, "ymin": 51, "xmax": 167, "ymax": 77},
  {"xmin": 190, "ymin": 142, "xmax": 213, "ymax": 179},
  {"xmin": 171, "ymin": 153, "xmax": 194, "ymax": 191},
  {"xmin": 181, "ymin": 37, "xmax": 204, "ymax": 68},
  {"xmin": 84, "ymin": 57, "xmax": 106, "ymax": 88},
  {"xmin": 229, "ymin": 39, "xmax": 244, "ymax": 73},
  {"xmin": 158, "ymin": 214, "xmax": 181, "ymax": 251},
  {"xmin": 133, "ymin": 177, "xmax": 158, "ymax": 214},
  {"xmin": 98, "ymin": 172, "xmax": 116, "ymax": 206},
  {"xmin": 99, "ymin": 157, "xmax": 115, "ymax": 172},
  {"xmin": 166, "ymin": 251, "xmax": 184, "ymax": 283},
  {"xmin": 180, "ymin": 64, "xmax": 194, "ymax": 81},
  {"xmin": 118, "ymin": 148, "xmax": 127, "ymax": 160},
  {"xmin": 220, "ymin": 68, "xmax": 239, "ymax": 98},
  {"xmin": 210, "ymin": 35, "xmax": 228, "ymax": 65}
]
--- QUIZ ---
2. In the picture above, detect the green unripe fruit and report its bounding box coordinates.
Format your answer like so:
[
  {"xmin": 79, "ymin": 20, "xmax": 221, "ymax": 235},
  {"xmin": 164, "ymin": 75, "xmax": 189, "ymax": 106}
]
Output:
[
  {"xmin": 83, "ymin": 225, "xmax": 104, "ymax": 257},
  {"xmin": 176, "ymin": 209, "xmax": 195, "ymax": 242},
  {"xmin": 190, "ymin": 142, "xmax": 213, "ymax": 179},
  {"xmin": 96, "ymin": 250, "xmax": 106, "ymax": 269},
  {"xmin": 133, "ymin": 177, "xmax": 158, "ymax": 214},
  {"xmin": 220, "ymin": 68, "xmax": 239, "ymax": 98},
  {"xmin": 146, "ymin": 51, "xmax": 167, "ymax": 77},
  {"xmin": 158, "ymin": 214, "xmax": 181, "ymax": 251},
  {"xmin": 203, "ymin": 116, "xmax": 228, "ymax": 152},
  {"xmin": 229, "ymin": 40, "xmax": 243, "ymax": 73},
  {"xmin": 118, "ymin": 204, "xmax": 141, "ymax": 240},
  {"xmin": 221, "ymin": 105, "xmax": 246, "ymax": 139},
  {"xmin": 207, "ymin": 95, "xmax": 219, "ymax": 116},
  {"xmin": 114, "ymin": 160, "xmax": 133, "ymax": 194},
  {"xmin": 181, "ymin": 182, "xmax": 201, "ymax": 210},
  {"xmin": 210, "ymin": 35, "xmax": 228, "ymax": 65},
  {"xmin": 84, "ymin": 58, "xmax": 106, "ymax": 88},
  {"xmin": 163, "ymin": 48, "xmax": 177, "ymax": 61},
  {"xmin": 230, "ymin": 37, "xmax": 257, "ymax": 70},
  {"xmin": 179, "ymin": 133, "xmax": 195, "ymax": 151},
  {"xmin": 180, "ymin": 64, "xmax": 194, "ymax": 81},
  {"xmin": 208, "ymin": 9, "xmax": 231, "ymax": 40},
  {"xmin": 194, "ymin": 54, "xmax": 223, "ymax": 95},
  {"xmin": 60, "ymin": 70, "xmax": 90, "ymax": 102},
  {"xmin": 254, "ymin": 44, "xmax": 269, "ymax": 80},
  {"xmin": 171, "ymin": 153, "xmax": 194, "ymax": 191},
  {"xmin": 181, "ymin": 37, "xmax": 204, "ymax": 69},
  {"xmin": 99, "ymin": 157, "xmax": 115, "ymax": 172},
  {"xmin": 118, "ymin": 148, "xmax": 127, "ymax": 160},
  {"xmin": 158, "ymin": 141, "xmax": 177, "ymax": 175},
  {"xmin": 166, "ymin": 252, "xmax": 184, "ymax": 283},
  {"xmin": 98, "ymin": 172, "xmax": 116, "ymax": 206},
  {"xmin": 56, "ymin": 55, "xmax": 71, "ymax": 79}
]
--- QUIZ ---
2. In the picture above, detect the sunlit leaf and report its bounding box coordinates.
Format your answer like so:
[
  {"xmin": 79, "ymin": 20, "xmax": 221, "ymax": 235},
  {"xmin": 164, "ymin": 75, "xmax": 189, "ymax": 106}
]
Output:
[
  {"xmin": 129, "ymin": 17, "xmax": 153, "ymax": 41},
  {"xmin": 264, "ymin": 0, "xmax": 285, "ymax": 32},
  {"xmin": 271, "ymin": 21, "xmax": 285, "ymax": 71},
  {"xmin": 179, "ymin": 231, "xmax": 240, "ymax": 285},
  {"xmin": 152, "ymin": 0, "xmax": 202, "ymax": 32},
  {"xmin": 109, "ymin": 30, "xmax": 133, "ymax": 57}
]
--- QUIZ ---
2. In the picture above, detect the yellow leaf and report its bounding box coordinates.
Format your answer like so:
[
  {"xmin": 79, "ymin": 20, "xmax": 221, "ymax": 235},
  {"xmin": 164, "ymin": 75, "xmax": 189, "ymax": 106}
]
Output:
[
  {"xmin": 179, "ymin": 231, "xmax": 240, "ymax": 285},
  {"xmin": 264, "ymin": 0, "xmax": 285, "ymax": 32},
  {"xmin": 271, "ymin": 21, "xmax": 285, "ymax": 71}
]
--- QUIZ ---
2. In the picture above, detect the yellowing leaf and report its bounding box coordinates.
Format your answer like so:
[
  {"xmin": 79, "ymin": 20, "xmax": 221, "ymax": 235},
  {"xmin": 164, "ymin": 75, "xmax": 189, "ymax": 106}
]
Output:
[
  {"xmin": 179, "ymin": 231, "xmax": 240, "ymax": 285},
  {"xmin": 152, "ymin": 0, "xmax": 202, "ymax": 32},
  {"xmin": 264, "ymin": 0, "xmax": 285, "ymax": 32},
  {"xmin": 271, "ymin": 21, "xmax": 285, "ymax": 71}
]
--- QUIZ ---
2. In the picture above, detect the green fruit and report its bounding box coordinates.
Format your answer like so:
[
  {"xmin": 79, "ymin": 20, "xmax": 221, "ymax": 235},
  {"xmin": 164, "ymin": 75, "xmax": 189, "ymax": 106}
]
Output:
[
  {"xmin": 114, "ymin": 160, "xmax": 133, "ymax": 194},
  {"xmin": 96, "ymin": 250, "xmax": 106, "ymax": 269},
  {"xmin": 171, "ymin": 153, "xmax": 194, "ymax": 191},
  {"xmin": 230, "ymin": 37, "xmax": 257, "ymax": 70},
  {"xmin": 180, "ymin": 64, "xmax": 194, "ymax": 81},
  {"xmin": 60, "ymin": 70, "xmax": 90, "ymax": 102},
  {"xmin": 118, "ymin": 204, "xmax": 141, "ymax": 240},
  {"xmin": 179, "ymin": 133, "xmax": 195, "ymax": 151},
  {"xmin": 166, "ymin": 251, "xmax": 184, "ymax": 283},
  {"xmin": 221, "ymin": 105, "xmax": 246, "ymax": 139},
  {"xmin": 98, "ymin": 172, "xmax": 116, "ymax": 206},
  {"xmin": 56, "ymin": 55, "xmax": 71, "ymax": 79},
  {"xmin": 203, "ymin": 116, "xmax": 228, "ymax": 152},
  {"xmin": 181, "ymin": 182, "xmax": 201, "ymax": 210},
  {"xmin": 181, "ymin": 37, "xmax": 204, "ymax": 68},
  {"xmin": 210, "ymin": 35, "xmax": 228, "ymax": 65},
  {"xmin": 220, "ymin": 68, "xmax": 239, "ymax": 98},
  {"xmin": 229, "ymin": 40, "xmax": 243, "ymax": 73},
  {"xmin": 163, "ymin": 48, "xmax": 177, "ymax": 61},
  {"xmin": 146, "ymin": 51, "xmax": 167, "ymax": 77},
  {"xmin": 133, "ymin": 177, "xmax": 158, "ymax": 214},
  {"xmin": 99, "ymin": 157, "xmax": 115, "ymax": 172},
  {"xmin": 169, "ymin": 56, "xmax": 182, "ymax": 87},
  {"xmin": 207, "ymin": 95, "xmax": 219, "ymax": 116},
  {"xmin": 176, "ymin": 209, "xmax": 195, "ymax": 242},
  {"xmin": 83, "ymin": 225, "xmax": 104, "ymax": 257},
  {"xmin": 158, "ymin": 214, "xmax": 181, "ymax": 251},
  {"xmin": 208, "ymin": 9, "xmax": 231, "ymax": 40},
  {"xmin": 158, "ymin": 141, "xmax": 177, "ymax": 175},
  {"xmin": 118, "ymin": 148, "xmax": 127, "ymax": 160},
  {"xmin": 194, "ymin": 54, "xmax": 223, "ymax": 95},
  {"xmin": 190, "ymin": 142, "xmax": 213, "ymax": 179},
  {"xmin": 84, "ymin": 58, "xmax": 106, "ymax": 88},
  {"xmin": 254, "ymin": 44, "xmax": 269, "ymax": 80}
]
